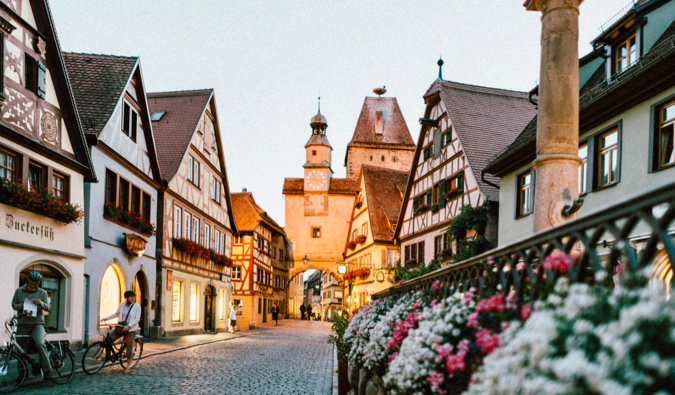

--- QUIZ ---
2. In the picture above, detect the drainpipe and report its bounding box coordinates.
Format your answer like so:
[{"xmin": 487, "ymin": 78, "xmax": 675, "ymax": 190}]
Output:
[
  {"xmin": 480, "ymin": 169, "xmax": 500, "ymax": 191},
  {"xmin": 525, "ymin": 0, "xmax": 584, "ymax": 232},
  {"xmin": 153, "ymin": 182, "xmax": 167, "ymax": 337}
]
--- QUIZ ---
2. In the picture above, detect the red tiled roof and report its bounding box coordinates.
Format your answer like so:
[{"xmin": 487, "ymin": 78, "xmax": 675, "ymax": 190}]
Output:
[
  {"xmin": 347, "ymin": 97, "xmax": 415, "ymax": 150},
  {"xmin": 282, "ymin": 177, "xmax": 357, "ymax": 195},
  {"xmin": 231, "ymin": 192, "xmax": 285, "ymax": 234},
  {"xmin": 361, "ymin": 165, "xmax": 408, "ymax": 243},
  {"xmin": 426, "ymin": 80, "xmax": 537, "ymax": 200},
  {"xmin": 305, "ymin": 133, "xmax": 332, "ymax": 148},
  {"xmin": 63, "ymin": 53, "xmax": 137, "ymax": 136},
  {"xmin": 147, "ymin": 90, "xmax": 213, "ymax": 180}
]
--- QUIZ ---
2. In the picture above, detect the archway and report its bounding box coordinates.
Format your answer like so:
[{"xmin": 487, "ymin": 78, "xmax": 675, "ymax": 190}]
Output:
[
  {"xmin": 100, "ymin": 264, "xmax": 124, "ymax": 325},
  {"xmin": 204, "ymin": 285, "xmax": 215, "ymax": 332},
  {"xmin": 288, "ymin": 265, "xmax": 346, "ymax": 322},
  {"xmin": 132, "ymin": 271, "xmax": 148, "ymax": 336},
  {"xmin": 20, "ymin": 262, "xmax": 68, "ymax": 332}
]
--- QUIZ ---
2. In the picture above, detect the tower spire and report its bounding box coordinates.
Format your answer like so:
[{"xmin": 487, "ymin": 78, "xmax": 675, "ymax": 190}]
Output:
[
  {"xmin": 318, "ymin": 96, "xmax": 321, "ymax": 113},
  {"xmin": 438, "ymin": 57, "xmax": 444, "ymax": 80}
]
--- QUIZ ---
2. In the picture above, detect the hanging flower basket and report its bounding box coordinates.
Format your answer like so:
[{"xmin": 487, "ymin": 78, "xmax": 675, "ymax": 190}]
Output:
[
  {"xmin": 356, "ymin": 235, "xmax": 367, "ymax": 244},
  {"xmin": 104, "ymin": 203, "xmax": 155, "ymax": 235},
  {"xmin": 0, "ymin": 178, "xmax": 84, "ymax": 225}
]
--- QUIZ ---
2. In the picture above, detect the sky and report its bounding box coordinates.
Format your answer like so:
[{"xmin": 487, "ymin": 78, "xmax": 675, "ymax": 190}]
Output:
[{"xmin": 51, "ymin": 0, "xmax": 629, "ymax": 231}]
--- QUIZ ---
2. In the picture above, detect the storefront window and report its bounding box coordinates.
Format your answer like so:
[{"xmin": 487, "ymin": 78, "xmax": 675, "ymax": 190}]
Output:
[
  {"xmin": 189, "ymin": 283, "xmax": 199, "ymax": 322},
  {"xmin": 218, "ymin": 289, "xmax": 225, "ymax": 320},
  {"xmin": 172, "ymin": 280, "xmax": 183, "ymax": 322},
  {"xmin": 20, "ymin": 264, "xmax": 65, "ymax": 331},
  {"xmin": 100, "ymin": 265, "xmax": 123, "ymax": 325}
]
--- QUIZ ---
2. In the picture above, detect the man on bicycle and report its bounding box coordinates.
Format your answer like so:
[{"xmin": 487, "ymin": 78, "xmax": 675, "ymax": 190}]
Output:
[
  {"xmin": 101, "ymin": 290, "xmax": 140, "ymax": 373},
  {"xmin": 10, "ymin": 271, "xmax": 52, "ymax": 379}
]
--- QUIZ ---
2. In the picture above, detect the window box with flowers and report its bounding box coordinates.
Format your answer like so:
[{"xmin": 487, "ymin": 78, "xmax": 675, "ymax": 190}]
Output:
[
  {"xmin": 406, "ymin": 258, "xmax": 418, "ymax": 266},
  {"xmin": 356, "ymin": 235, "xmax": 367, "ymax": 244},
  {"xmin": 430, "ymin": 202, "xmax": 444, "ymax": 212},
  {"xmin": 103, "ymin": 203, "xmax": 155, "ymax": 235},
  {"xmin": 414, "ymin": 204, "xmax": 429, "ymax": 216},
  {"xmin": 172, "ymin": 237, "xmax": 233, "ymax": 269},
  {"xmin": 347, "ymin": 241, "xmax": 357, "ymax": 250},
  {"xmin": 0, "ymin": 178, "xmax": 84, "ymax": 225},
  {"xmin": 343, "ymin": 267, "xmax": 371, "ymax": 282}
]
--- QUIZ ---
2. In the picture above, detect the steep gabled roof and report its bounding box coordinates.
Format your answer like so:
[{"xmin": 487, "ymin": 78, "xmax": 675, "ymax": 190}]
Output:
[
  {"xmin": 63, "ymin": 53, "xmax": 137, "ymax": 136},
  {"xmin": 147, "ymin": 89, "xmax": 213, "ymax": 180},
  {"xmin": 282, "ymin": 177, "xmax": 358, "ymax": 195},
  {"xmin": 231, "ymin": 191, "xmax": 285, "ymax": 235},
  {"xmin": 347, "ymin": 97, "xmax": 416, "ymax": 150},
  {"xmin": 427, "ymin": 80, "xmax": 536, "ymax": 200},
  {"xmin": 361, "ymin": 165, "xmax": 408, "ymax": 243}
]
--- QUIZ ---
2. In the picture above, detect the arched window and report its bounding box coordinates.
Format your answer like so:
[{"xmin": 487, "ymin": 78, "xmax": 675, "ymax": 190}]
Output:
[
  {"xmin": 20, "ymin": 264, "xmax": 65, "ymax": 331},
  {"xmin": 100, "ymin": 265, "xmax": 124, "ymax": 324}
]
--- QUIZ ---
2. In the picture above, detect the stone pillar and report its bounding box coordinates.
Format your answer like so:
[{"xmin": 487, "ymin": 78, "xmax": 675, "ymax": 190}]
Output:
[{"xmin": 526, "ymin": 0, "xmax": 583, "ymax": 232}]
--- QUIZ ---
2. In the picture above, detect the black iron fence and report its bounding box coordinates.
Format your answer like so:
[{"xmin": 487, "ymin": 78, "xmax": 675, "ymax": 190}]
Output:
[{"xmin": 374, "ymin": 181, "xmax": 675, "ymax": 301}]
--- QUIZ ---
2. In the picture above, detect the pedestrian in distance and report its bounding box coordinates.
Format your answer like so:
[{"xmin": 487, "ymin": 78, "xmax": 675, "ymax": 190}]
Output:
[
  {"xmin": 101, "ymin": 290, "xmax": 140, "ymax": 373},
  {"xmin": 307, "ymin": 304, "xmax": 313, "ymax": 321},
  {"xmin": 11, "ymin": 271, "xmax": 52, "ymax": 379},
  {"xmin": 229, "ymin": 301, "xmax": 237, "ymax": 333},
  {"xmin": 271, "ymin": 303, "xmax": 279, "ymax": 326},
  {"xmin": 299, "ymin": 303, "xmax": 306, "ymax": 320}
]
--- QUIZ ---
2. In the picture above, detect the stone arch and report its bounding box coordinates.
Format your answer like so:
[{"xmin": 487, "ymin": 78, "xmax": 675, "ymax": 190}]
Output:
[
  {"xmin": 288, "ymin": 263, "xmax": 344, "ymax": 287},
  {"xmin": 17, "ymin": 256, "xmax": 72, "ymax": 331}
]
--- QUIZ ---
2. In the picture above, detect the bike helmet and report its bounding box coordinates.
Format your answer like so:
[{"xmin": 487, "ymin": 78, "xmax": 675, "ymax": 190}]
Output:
[
  {"xmin": 27, "ymin": 271, "xmax": 42, "ymax": 282},
  {"xmin": 124, "ymin": 291, "xmax": 136, "ymax": 298}
]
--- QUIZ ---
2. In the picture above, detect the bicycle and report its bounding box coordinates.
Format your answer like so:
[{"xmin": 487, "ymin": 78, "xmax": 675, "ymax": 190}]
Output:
[
  {"xmin": 81, "ymin": 320, "xmax": 143, "ymax": 374},
  {"xmin": 0, "ymin": 315, "xmax": 75, "ymax": 393}
]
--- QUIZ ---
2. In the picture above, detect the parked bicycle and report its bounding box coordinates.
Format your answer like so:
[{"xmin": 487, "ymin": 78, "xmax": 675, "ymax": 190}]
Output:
[
  {"xmin": 0, "ymin": 315, "xmax": 75, "ymax": 393},
  {"xmin": 81, "ymin": 319, "xmax": 143, "ymax": 374}
]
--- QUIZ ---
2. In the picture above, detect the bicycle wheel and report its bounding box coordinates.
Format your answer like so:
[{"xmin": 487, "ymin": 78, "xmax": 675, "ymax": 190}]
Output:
[
  {"xmin": 81, "ymin": 342, "xmax": 107, "ymax": 374},
  {"xmin": 0, "ymin": 349, "xmax": 27, "ymax": 394},
  {"xmin": 119, "ymin": 338, "xmax": 143, "ymax": 369},
  {"xmin": 49, "ymin": 348, "xmax": 74, "ymax": 384}
]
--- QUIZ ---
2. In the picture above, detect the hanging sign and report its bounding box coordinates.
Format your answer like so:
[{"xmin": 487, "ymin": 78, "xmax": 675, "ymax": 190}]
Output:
[{"xmin": 124, "ymin": 234, "xmax": 147, "ymax": 257}]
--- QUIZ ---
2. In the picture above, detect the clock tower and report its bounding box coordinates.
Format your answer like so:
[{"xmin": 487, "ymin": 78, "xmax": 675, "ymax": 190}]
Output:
[{"xmin": 304, "ymin": 100, "xmax": 332, "ymax": 192}]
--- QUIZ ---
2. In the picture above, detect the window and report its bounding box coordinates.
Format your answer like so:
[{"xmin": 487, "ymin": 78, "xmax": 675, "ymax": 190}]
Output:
[
  {"xmin": 597, "ymin": 129, "xmax": 619, "ymax": 187},
  {"xmin": 131, "ymin": 185, "xmax": 141, "ymax": 214},
  {"xmin": 432, "ymin": 183, "xmax": 440, "ymax": 204},
  {"xmin": 361, "ymin": 223, "xmax": 367, "ymax": 236},
  {"xmin": 150, "ymin": 111, "xmax": 165, "ymax": 121},
  {"xmin": 220, "ymin": 232, "xmax": 226, "ymax": 255},
  {"xmin": 187, "ymin": 156, "xmax": 200, "ymax": 187},
  {"xmin": 142, "ymin": 192, "xmax": 151, "ymax": 221},
  {"xmin": 312, "ymin": 227, "xmax": 321, "ymax": 238},
  {"xmin": 172, "ymin": 280, "xmax": 183, "ymax": 322},
  {"xmin": 418, "ymin": 241, "xmax": 425, "ymax": 265},
  {"xmin": 121, "ymin": 102, "xmax": 138, "ymax": 141},
  {"xmin": 272, "ymin": 247, "xmax": 277, "ymax": 259},
  {"xmin": 410, "ymin": 243, "xmax": 417, "ymax": 264},
  {"xmin": 175, "ymin": 207, "xmax": 183, "ymax": 238},
  {"xmin": 189, "ymin": 283, "xmax": 199, "ymax": 321},
  {"xmin": 204, "ymin": 225, "xmax": 211, "ymax": 249},
  {"xmin": 211, "ymin": 178, "xmax": 221, "ymax": 203},
  {"xmin": 312, "ymin": 150, "xmax": 317, "ymax": 156},
  {"xmin": 232, "ymin": 266, "xmax": 241, "ymax": 280},
  {"xmin": 28, "ymin": 163, "xmax": 44, "ymax": 191},
  {"xmin": 24, "ymin": 55, "xmax": 46, "ymax": 98},
  {"xmin": 656, "ymin": 100, "xmax": 675, "ymax": 169},
  {"xmin": 446, "ymin": 171, "xmax": 464, "ymax": 199},
  {"xmin": 21, "ymin": 265, "xmax": 63, "ymax": 330},
  {"xmin": 185, "ymin": 212, "xmax": 192, "ymax": 240},
  {"xmin": 234, "ymin": 236, "xmax": 243, "ymax": 245},
  {"xmin": 434, "ymin": 236, "xmax": 442, "ymax": 258},
  {"xmin": 442, "ymin": 127, "xmax": 453, "ymax": 146},
  {"xmin": 351, "ymin": 229, "xmax": 357, "ymax": 241},
  {"xmin": 52, "ymin": 173, "xmax": 66, "ymax": 201},
  {"xmin": 0, "ymin": 149, "xmax": 17, "ymax": 181},
  {"xmin": 193, "ymin": 218, "xmax": 200, "ymax": 243},
  {"xmin": 100, "ymin": 265, "xmax": 122, "ymax": 326},
  {"xmin": 218, "ymin": 288, "xmax": 225, "ymax": 320},
  {"xmin": 386, "ymin": 250, "xmax": 399, "ymax": 267},
  {"xmin": 579, "ymin": 144, "xmax": 588, "ymax": 194},
  {"xmin": 215, "ymin": 230, "xmax": 221, "ymax": 253},
  {"xmin": 443, "ymin": 232, "xmax": 451, "ymax": 253},
  {"xmin": 118, "ymin": 178, "xmax": 130, "ymax": 211},
  {"xmin": 615, "ymin": 34, "xmax": 637, "ymax": 74},
  {"xmin": 517, "ymin": 170, "xmax": 533, "ymax": 217}
]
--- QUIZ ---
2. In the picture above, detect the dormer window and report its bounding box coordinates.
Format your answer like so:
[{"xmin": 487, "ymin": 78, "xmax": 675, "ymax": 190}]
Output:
[
  {"xmin": 122, "ymin": 102, "xmax": 138, "ymax": 141},
  {"xmin": 615, "ymin": 34, "xmax": 637, "ymax": 74},
  {"xmin": 151, "ymin": 111, "xmax": 165, "ymax": 121}
]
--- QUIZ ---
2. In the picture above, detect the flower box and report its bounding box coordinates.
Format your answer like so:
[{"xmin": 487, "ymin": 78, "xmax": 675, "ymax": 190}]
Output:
[
  {"xmin": 415, "ymin": 204, "xmax": 429, "ymax": 215},
  {"xmin": 0, "ymin": 178, "xmax": 84, "ymax": 225},
  {"xmin": 430, "ymin": 202, "xmax": 443, "ymax": 212},
  {"xmin": 103, "ymin": 203, "xmax": 155, "ymax": 235},
  {"xmin": 347, "ymin": 241, "xmax": 357, "ymax": 250},
  {"xmin": 356, "ymin": 235, "xmax": 367, "ymax": 244},
  {"xmin": 172, "ymin": 237, "xmax": 233, "ymax": 268},
  {"xmin": 405, "ymin": 259, "xmax": 418, "ymax": 266}
]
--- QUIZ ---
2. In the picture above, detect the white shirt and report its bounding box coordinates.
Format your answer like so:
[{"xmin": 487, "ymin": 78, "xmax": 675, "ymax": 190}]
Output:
[
  {"xmin": 229, "ymin": 306, "xmax": 237, "ymax": 321},
  {"xmin": 103, "ymin": 302, "xmax": 141, "ymax": 332}
]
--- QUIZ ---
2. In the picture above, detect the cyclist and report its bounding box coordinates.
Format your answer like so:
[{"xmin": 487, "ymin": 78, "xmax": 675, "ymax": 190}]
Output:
[
  {"xmin": 10, "ymin": 271, "xmax": 52, "ymax": 379},
  {"xmin": 101, "ymin": 290, "xmax": 140, "ymax": 373}
]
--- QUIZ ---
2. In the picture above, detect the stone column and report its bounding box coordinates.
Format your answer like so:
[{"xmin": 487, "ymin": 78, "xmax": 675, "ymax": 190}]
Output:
[{"xmin": 526, "ymin": 0, "xmax": 583, "ymax": 232}]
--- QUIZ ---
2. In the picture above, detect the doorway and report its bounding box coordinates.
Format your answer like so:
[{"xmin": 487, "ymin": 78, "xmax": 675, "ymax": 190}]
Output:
[
  {"xmin": 204, "ymin": 285, "xmax": 215, "ymax": 332},
  {"xmin": 262, "ymin": 298, "xmax": 267, "ymax": 323},
  {"xmin": 132, "ymin": 271, "xmax": 147, "ymax": 336}
]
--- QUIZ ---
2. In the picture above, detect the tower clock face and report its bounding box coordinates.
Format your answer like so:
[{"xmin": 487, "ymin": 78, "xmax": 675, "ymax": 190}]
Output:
[{"xmin": 305, "ymin": 170, "xmax": 327, "ymax": 190}]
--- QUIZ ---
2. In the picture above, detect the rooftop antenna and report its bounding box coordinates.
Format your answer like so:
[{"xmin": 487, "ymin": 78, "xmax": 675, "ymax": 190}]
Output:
[{"xmin": 438, "ymin": 56, "xmax": 444, "ymax": 80}]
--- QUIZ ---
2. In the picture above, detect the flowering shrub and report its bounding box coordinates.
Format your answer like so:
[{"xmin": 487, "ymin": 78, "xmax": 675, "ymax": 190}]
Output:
[
  {"xmin": 344, "ymin": 300, "xmax": 390, "ymax": 370},
  {"xmin": 172, "ymin": 237, "xmax": 233, "ymax": 267},
  {"xmin": 104, "ymin": 202, "xmax": 155, "ymax": 234},
  {"xmin": 0, "ymin": 178, "xmax": 84, "ymax": 224},
  {"xmin": 468, "ymin": 269, "xmax": 675, "ymax": 394}
]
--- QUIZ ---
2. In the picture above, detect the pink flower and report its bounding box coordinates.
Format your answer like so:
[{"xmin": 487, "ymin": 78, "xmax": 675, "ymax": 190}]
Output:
[
  {"xmin": 388, "ymin": 352, "xmax": 399, "ymax": 366},
  {"xmin": 411, "ymin": 301, "xmax": 422, "ymax": 311},
  {"xmin": 487, "ymin": 256, "xmax": 495, "ymax": 266},
  {"xmin": 543, "ymin": 250, "xmax": 575, "ymax": 273},
  {"xmin": 475, "ymin": 329, "xmax": 500, "ymax": 355},
  {"xmin": 464, "ymin": 287, "xmax": 476, "ymax": 304},
  {"xmin": 516, "ymin": 261, "xmax": 525, "ymax": 271},
  {"xmin": 445, "ymin": 354, "xmax": 466, "ymax": 373},
  {"xmin": 520, "ymin": 302, "xmax": 533, "ymax": 320},
  {"xmin": 426, "ymin": 370, "xmax": 446, "ymax": 393},
  {"xmin": 433, "ymin": 342, "xmax": 453, "ymax": 363},
  {"xmin": 457, "ymin": 339, "xmax": 470, "ymax": 356},
  {"xmin": 387, "ymin": 277, "xmax": 394, "ymax": 283},
  {"xmin": 615, "ymin": 261, "xmax": 626, "ymax": 275},
  {"xmin": 432, "ymin": 279, "xmax": 441, "ymax": 291},
  {"xmin": 467, "ymin": 312, "xmax": 479, "ymax": 328}
]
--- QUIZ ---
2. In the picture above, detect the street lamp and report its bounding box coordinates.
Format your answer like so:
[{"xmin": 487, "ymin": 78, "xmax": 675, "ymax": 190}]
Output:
[{"xmin": 302, "ymin": 254, "xmax": 309, "ymax": 265}]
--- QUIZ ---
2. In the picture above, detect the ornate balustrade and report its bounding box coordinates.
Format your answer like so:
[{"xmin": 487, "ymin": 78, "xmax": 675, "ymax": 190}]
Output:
[{"xmin": 374, "ymin": 181, "xmax": 675, "ymax": 301}]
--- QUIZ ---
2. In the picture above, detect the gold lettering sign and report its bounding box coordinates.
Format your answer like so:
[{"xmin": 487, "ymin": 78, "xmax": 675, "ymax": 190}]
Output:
[{"xmin": 124, "ymin": 234, "xmax": 147, "ymax": 257}]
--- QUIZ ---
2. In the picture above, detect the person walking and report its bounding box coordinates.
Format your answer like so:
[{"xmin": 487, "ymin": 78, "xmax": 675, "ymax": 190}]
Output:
[
  {"xmin": 307, "ymin": 304, "xmax": 313, "ymax": 321},
  {"xmin": 229, "ymin": 301, "xmax": 237, "ymax": 333},
  {"xmin": 11, "ymin": 271, "xmax": 52, "ymax": 379},
  {"xmin": 299, "ymin": 303, "xmax": 306, "ymax": 320},
  {"xmin": 271, "ymin": 303, "xmax": 279, "ymax": 326},
  {"xmin": 101, "ymin": 290, "xmax": 140, "ymax": 373}
]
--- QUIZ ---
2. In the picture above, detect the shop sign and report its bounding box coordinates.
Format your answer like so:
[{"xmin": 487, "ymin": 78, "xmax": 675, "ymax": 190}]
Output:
[
  {"xmin": 124, "ymin": 234, "xmax": 147, "ymax": 257},
  {"xmin": 4, "ymin": 213, "xmax": 55, "ymax": 241}
]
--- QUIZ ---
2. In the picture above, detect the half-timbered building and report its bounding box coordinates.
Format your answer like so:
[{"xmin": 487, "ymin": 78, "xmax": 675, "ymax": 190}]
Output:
[
  {"xmin": 230, "ymin": 191, "xmax": 289, "ymax": 329},
  {"xmin": 65, "ymin": 53, "xmax": 162, "ymax": 343},
  {"xmin": 344, "ymin": 165, "xmax": 407, "ymax": 309},
  {"xmin": 0, "ymin": 0, "xmax": 95, "ymax": 348},
  {"xmin": 395, "ymin": 71, "xmax": 536, "ymax": 268},
  {"xmin": 149, "ymin": 89, "xmax": 236, "ymax": 336}
]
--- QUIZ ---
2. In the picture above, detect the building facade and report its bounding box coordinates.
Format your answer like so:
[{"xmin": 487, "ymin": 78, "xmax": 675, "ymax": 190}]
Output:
[
  {"xmin": 0, "ymin": 0, "xmax": 95, "ymax": 348},
  {"xmin": 344, "ymin": 165, "xmax": 407, "ymax": 310},
  {"xmin": 320, "ymin": 272, "xmax": 342, "ymax": 321},
  {"xmin": 230, "ymin": 191, "xmax": 289, "ymax": 330},
  {"xmin": 149, "ymin": 89, "xmax": 237, "ymax": 336},
  {"xmin": 65, "ymin": 53, "xmax": 162, "ymax": 344},
  {"xmin": 395, "ymin": 76, "xmax": 536, "ymax": 268}
]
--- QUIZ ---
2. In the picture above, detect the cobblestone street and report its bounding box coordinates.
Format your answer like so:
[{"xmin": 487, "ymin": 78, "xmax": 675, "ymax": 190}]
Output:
[{"xmin": 15, "ymin": 320, "xmax": 334, "ymax": 395}]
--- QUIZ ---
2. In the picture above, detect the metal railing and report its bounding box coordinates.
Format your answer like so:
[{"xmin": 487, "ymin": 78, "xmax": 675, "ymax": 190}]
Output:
[
  {"xmin": 374, "ymin": 181, "xmax": 675, "ymax": 301},
  {"xmin": 599, "ymin": 0, "xmax": 638, "ymax": 33}
]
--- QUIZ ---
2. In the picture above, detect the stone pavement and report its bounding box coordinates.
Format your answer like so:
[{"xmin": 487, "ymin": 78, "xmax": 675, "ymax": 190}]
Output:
[{"xmin": 14, "ymin": 319, "xmax": 334, "ymax": 395}]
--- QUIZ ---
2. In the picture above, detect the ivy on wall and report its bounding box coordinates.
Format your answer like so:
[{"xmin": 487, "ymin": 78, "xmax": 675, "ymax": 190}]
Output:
[{"xmin": 447, "ymin": 201, "xmax": 493, "ymax": 263}]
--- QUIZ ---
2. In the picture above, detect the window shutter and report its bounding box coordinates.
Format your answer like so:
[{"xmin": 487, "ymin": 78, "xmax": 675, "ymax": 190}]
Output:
[
  {"xmin": 426, "ymin": 190, "xmax": 432, "ymax": 206},
  {"xmin": 615, "ymin": 126, "xmax": 622, "ymax": 183},
  {"xmin": 439, "ymin": 179, "xmax": 446, "ymax": 197},
  {"xmin": 131, "ymin": 111, "xmax": 138, "ymax": 141},
  {"xmin": 36, "ymin": 61, "xmax": 47, "ymax": 98},
  {"xmin": 434, "ymin": 129, "xmax": 441, "ymax": 158},
  {"xmin": 529, "ymin": 169, "xmax": 536, "ymax": 213},
  {"xmin": 457, "ymin": 171, "xmax": 465, "ymax": 194},
  {"xmin": 413, "ymin": 196, "xmax": 419, "ymax": 212}
]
